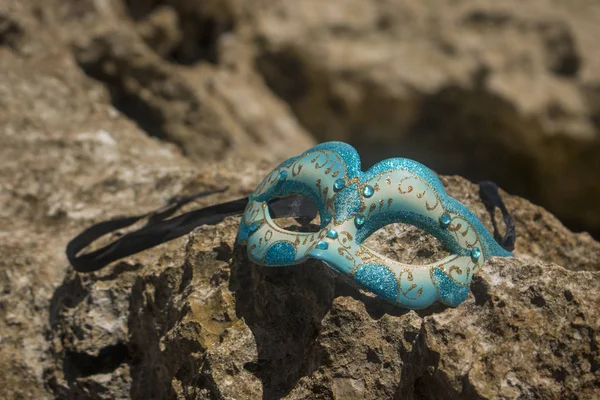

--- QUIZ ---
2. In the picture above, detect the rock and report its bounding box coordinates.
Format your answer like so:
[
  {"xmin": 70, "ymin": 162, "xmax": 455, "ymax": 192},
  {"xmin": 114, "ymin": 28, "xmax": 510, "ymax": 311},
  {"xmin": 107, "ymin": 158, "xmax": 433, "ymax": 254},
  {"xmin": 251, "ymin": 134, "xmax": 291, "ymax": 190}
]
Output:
[
  {"xmin": 42, "ymin": 172, "xmax": 600, "ymax": 399},
  {"xmin": 45, "ymin": 208, "xmax": 600, "ymax": 399},
  {"xmin": 181, "ymin": 0, "xmax": 600, "ymax": 235},
  {"xmin": 0, "ymin": 14, "xmax": 197, "ymax": 397},
  {"xmin": 419, "ymin": 257, "xmax": 600, "ymax": 399},
  {"xmin": 26, "ymin": 0, "xmax": 600, "ymax": 232},
  {"xmin": 47, "ymin": 0, "xmax": 315, "ymax": 164},
  {"xmin": 0, "ymin": 12, "xmax": 25, "ymax": 51},
  {"xmin": 135, "ymin": 6, "xmax": 183, "ymax": 59}
]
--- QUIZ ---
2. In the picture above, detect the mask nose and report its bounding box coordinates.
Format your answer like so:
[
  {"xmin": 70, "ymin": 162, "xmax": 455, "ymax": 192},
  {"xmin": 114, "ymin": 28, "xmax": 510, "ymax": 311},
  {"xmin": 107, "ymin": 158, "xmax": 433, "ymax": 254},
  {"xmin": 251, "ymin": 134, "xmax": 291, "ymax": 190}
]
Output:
[{"xmin": 308, "ymin": 227, "xmax": 353, "ymax": 275}]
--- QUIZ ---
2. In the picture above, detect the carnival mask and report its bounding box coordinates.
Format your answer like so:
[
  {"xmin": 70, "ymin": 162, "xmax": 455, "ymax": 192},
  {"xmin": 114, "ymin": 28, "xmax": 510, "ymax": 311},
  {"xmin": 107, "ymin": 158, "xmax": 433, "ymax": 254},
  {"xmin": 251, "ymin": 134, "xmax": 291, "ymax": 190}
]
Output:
[
  {"xmin": 68, "ymin": 141, "xmax": 513, "ymax": 310},
  {"xmin": 238, "ymin": 142, "xmax": 513, "ymax": 309}
]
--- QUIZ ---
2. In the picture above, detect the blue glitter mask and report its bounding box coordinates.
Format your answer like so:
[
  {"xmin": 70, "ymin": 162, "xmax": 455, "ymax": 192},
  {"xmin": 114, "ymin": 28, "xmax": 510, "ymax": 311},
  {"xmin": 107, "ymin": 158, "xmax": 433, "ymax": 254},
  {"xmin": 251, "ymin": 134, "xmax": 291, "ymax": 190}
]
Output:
[{"xmin": 238, "ymin": 142, "xmax": 513, "ymax": 309}]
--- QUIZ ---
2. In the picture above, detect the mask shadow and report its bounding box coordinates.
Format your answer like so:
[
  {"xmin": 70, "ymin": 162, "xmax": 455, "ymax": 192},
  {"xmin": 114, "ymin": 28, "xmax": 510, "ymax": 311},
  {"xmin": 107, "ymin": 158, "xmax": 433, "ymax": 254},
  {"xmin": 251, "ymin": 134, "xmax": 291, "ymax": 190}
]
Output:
[{"xmin": 229, "ymin": 242, "xmax": 449, "ymax": 400}]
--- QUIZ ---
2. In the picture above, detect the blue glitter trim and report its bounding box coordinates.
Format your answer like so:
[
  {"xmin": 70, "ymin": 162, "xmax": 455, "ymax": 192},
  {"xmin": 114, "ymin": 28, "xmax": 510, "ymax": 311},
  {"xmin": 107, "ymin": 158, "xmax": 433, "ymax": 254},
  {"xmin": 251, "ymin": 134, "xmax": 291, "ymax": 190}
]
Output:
[
  {"xmin": 362, "ymin": 158, "xmax": 446, "ymax": 192},
  {"xmin": 308, "ymin": 142, "xmax": 362, "ymax": 178},
  {"xmin": 333, "ymin": 183, "xmax": 361, "ymax": 223},
  {"xmin": 432, "ymin": 267, "xmax": 470, "ymax": 307},
  {"xmin": 237, "ymin": 218, "xmax": 263, "ymax": 243},
  {"xmin": 355, "ymin": 210, "xmax": 466, "ymax": 256},
  {"xmin": 353, "ymin": 264, "xmax": 399, "ymax": 302},
  {"xmin": 264, "ymin": 241, "xmax": 297, "ymax": 266},
  {"xmin": 272, "ymin": 141, "xmax": 362, "ymax": 179}
]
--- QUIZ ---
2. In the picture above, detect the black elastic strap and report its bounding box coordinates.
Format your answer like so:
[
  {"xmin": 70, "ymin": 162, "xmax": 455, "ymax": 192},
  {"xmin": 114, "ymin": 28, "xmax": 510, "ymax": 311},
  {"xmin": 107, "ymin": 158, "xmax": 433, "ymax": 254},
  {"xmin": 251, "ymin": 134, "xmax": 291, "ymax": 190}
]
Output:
[
  {"xmin": 68, "ymin": 182, "xmax": 515, "ymax": 273},
  {"xmin": 478, "ymin": 181, "xmax": 516, "ymax": 252},
  {"xmin": 67, "ymin": 190, "xmax": 317, "ymax": 273}
]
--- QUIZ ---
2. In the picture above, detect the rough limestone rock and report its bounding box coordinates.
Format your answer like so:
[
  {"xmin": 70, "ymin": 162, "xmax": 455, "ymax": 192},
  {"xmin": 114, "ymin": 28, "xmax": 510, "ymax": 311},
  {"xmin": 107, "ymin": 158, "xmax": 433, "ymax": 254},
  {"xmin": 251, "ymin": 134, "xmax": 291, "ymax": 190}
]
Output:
[
  {"xmin": 45, "ymin": 193, "xmax": 600, "ymax": 399},
  {"xmin": 1, "ymin": 0, "xmax": 600, "ymax": 399}
]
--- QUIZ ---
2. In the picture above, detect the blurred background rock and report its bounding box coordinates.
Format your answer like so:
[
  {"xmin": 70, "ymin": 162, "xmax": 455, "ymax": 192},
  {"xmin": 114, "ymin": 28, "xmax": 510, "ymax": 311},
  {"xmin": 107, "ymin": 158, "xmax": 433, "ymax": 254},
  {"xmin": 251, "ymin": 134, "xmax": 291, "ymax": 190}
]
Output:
[{"xmin": 43, "ymin": 0, "xmax": 600, "ymax": 236}]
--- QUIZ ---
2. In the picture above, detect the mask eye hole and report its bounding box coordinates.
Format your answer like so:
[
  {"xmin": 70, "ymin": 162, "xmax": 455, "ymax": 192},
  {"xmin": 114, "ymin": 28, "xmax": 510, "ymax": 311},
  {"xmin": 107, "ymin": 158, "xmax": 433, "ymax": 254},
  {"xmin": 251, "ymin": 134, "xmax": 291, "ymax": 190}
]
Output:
[
  {"xmin": 364, "ymin": 223, "xmax": 451, "ymax": 265},
  {"xmin": 267, "ymin": 195, "xmax": 322, "ymax": 233}
]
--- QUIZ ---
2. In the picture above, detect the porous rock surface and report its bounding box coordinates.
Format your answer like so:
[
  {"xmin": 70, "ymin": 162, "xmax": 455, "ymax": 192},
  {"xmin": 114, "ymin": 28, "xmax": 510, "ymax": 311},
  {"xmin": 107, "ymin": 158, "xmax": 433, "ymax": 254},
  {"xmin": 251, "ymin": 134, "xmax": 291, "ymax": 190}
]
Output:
[
  {"xmin": 46, "ymin": 200, "xmax": 600, "ymax": 400},
  {"xmin": 1, "ymin": 0, "xmax": 600, "ymax": 399}
]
